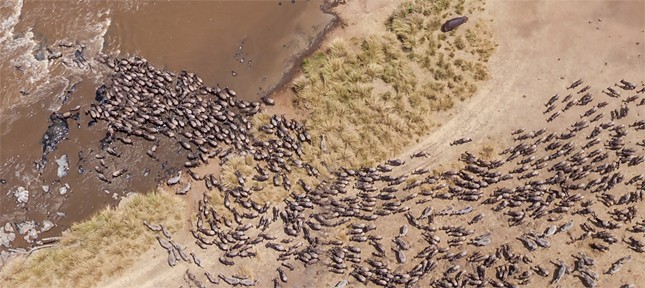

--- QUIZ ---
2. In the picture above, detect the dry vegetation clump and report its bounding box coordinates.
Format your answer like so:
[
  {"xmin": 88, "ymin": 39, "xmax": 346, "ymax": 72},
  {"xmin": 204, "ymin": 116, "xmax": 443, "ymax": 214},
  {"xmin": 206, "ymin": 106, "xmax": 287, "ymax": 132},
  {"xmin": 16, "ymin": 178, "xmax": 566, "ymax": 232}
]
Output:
[
  {"xmin": 1, "ymin": 192, "xmax": 184, "ymax": 288},
  {"xmin": 294, "ymin": 35, "xmax": 421, "ymax": 168},
  {"xmin": 479, "ymin": 144, "xmax": 495, "ymax": 159},
  {"xmin": 220, "ymin": 154, "xmax": 256, "ymax": 189},
  {"xmin": 293, "ymin": 0, "xmax": 495, "ymax": 169},
  {"xmin": 215, "ymin": 154, "xmax": 321, "ymax": 216}
]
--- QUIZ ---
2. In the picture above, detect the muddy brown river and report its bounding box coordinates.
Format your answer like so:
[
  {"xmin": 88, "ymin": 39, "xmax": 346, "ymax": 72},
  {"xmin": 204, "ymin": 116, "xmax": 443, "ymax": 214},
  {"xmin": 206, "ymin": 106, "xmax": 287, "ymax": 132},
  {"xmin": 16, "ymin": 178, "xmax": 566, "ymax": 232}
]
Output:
[{"xmin": 0, "ymin": 0, "xmax": 334, "ymax": 249}]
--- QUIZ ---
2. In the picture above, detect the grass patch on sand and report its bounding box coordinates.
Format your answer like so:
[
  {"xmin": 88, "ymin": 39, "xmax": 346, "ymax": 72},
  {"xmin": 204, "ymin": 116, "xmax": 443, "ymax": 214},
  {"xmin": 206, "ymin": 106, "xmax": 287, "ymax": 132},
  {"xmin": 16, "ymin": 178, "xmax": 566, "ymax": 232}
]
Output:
[
  {"xmin": 479, "ymin": 144, "xmax": 495, "ymax": 160},
  {"xmin": 1, "ymin": 192, "xmax": 184, "ymax": 288},
  {"xmin": 214, "ymin": 153, "xmax": 322, "ymax": 217},
  {"xmin": 293, "ymin": 0, "xmax": 495, "ymax": 169}
]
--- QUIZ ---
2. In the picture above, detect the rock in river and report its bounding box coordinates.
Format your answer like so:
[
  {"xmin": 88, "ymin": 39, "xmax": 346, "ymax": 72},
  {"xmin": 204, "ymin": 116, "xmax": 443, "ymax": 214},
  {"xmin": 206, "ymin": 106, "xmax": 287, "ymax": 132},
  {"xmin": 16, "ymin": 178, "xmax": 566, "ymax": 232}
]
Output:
[
  {"xmin": 42, "ymin": 113, "xmax": 69, "ymax": 155},
  {"xmin": 59, "ymin": 183, "xmax": 70, "ymax": 195},
  {"xmin": 56, "ymin": 154, "xmax": 70, "ymax": 178},
  {"xmin": 41, "ymin": 220, "xmax": 54, "ymax": 232},
  {"xmin": 26, "ymin": 228, "xmax": 39, "ymax": 243},
  {"xmin": 13, "ymin": 186, "xmax": 29, "ymax": 204},
  {"xmin": 17, "ymin": 221, "xmax": 35, "ymax": 235},
  {"xmin": 4, "ymin": 223, "xmax": 14, "ymax": 233},
  {"xmin": 0, "ymin": 227, "xmax": 16, "ymax": 248}
]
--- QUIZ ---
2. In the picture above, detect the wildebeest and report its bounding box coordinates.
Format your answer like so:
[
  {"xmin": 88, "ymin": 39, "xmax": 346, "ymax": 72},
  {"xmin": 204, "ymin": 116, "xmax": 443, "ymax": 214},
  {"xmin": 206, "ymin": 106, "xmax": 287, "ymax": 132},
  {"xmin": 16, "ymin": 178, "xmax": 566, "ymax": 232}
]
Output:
[{"xmin": 441, "ymin": 16, "xmax": 468, "ymax": 32}]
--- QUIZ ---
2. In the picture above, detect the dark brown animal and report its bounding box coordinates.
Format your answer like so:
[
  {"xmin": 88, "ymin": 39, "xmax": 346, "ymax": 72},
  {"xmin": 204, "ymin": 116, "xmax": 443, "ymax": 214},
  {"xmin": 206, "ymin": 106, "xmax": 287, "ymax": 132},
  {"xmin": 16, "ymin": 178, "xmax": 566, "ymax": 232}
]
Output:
[{"xmin": 441, "ymin": 16, "xmax": 468, "ymax": 32}]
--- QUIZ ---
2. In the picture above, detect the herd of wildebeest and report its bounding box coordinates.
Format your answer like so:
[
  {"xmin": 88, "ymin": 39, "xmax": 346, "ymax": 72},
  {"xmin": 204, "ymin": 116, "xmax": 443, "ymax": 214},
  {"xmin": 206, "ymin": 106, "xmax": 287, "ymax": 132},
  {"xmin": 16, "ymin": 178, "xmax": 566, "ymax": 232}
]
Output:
[{"xmin": 84, "ymin": 56, "xmax": 644, "ymax": 287}]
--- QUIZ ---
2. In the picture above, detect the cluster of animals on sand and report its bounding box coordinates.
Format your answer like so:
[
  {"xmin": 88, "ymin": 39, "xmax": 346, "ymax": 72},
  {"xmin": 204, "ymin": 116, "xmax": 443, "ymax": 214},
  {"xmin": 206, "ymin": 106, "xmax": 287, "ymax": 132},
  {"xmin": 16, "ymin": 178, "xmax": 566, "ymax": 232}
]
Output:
[{"xmin": 86, "ymin": 57, "xmax": 644, "ymax": 287}]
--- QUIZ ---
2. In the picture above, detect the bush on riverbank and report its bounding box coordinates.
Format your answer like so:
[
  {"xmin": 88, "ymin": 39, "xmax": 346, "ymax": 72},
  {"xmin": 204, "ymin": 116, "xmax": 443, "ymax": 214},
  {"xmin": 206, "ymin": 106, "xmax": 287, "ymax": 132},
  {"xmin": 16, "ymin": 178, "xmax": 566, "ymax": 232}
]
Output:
[{"xmin": 1, "ymin": 192, "xmax": 184, "ymax": 288}]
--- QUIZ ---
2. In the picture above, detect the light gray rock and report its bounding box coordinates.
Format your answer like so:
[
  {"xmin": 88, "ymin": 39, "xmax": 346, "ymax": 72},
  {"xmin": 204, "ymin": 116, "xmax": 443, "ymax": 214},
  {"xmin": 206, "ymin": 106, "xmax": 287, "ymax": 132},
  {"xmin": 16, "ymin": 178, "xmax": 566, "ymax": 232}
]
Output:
[
  {"xmin": 0, "ymin": 227, "xmax": 16, "ymax": 248},
  {"xmin": 4, "ymin": 223, "xmax": 14, "ymax": 233},
  {"xmin": 42, "ymin": 185, "xmax": 50, "ymax": 193},
  {"xmin": 13, "ymin": 186, "xmax": 29, "ymax": 204},
  {"xmin": 17, "ymin": 221, "xmax": 35, "ymax": 235},
  {"xmin": 26, "ymin": 228, "xmax": 39, "ymax": 242},
  {"xmin": 56, "ymin": 154, "xmax": 70, "ymax": 178},
  {"xmin": 59, "ymin": 183, "xmax": 70, "ymax": 195},
  {"xmin": 41, "ymin": 220, "xmax": 54, "ymax": 232},
  {"xmin": 48, "ymin": 51, "xmax": 63, "ymax": 60}
]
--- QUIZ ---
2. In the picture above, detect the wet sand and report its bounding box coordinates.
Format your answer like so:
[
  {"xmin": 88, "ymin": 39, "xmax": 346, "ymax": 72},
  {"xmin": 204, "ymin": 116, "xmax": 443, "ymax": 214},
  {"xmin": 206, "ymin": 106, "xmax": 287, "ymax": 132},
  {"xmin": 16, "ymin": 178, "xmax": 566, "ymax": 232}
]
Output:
[{"xmin": 0, "ymin": 0, "xmax": 334, "ymax": 249}]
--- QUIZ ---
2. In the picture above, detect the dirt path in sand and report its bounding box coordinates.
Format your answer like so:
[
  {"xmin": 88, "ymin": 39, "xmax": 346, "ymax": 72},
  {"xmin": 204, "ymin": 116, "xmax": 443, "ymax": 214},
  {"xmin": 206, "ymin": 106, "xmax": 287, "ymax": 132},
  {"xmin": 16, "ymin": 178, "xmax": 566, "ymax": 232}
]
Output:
[{"xmin": 96, "ymin": 1, "xmax": 643, "ymax": 287}]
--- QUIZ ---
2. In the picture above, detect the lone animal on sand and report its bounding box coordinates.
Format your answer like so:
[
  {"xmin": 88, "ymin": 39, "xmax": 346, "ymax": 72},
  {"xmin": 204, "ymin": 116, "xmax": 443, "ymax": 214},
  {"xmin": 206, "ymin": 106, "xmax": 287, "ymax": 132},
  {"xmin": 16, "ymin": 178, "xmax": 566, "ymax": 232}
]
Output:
[{"xmin": 441, "ymin": 16, "xmax": 468, "ymax": 32}]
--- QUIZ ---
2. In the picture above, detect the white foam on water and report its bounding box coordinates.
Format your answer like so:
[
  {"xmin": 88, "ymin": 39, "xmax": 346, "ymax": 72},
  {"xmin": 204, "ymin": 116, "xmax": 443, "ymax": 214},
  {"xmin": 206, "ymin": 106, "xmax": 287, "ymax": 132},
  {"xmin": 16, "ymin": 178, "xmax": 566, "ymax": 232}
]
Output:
[
  {"xmin": 8, "ymin": 30, "xmax": 50, "ymax": 81},
  {"xmin": 0, "ymin": 3, "xmax": 115, "ymax": 131},
  {"xmin": 0, "ymin": 0, "xmax": 53, "ymax": 127},
  {"xmin": 0, "ymin": 3, "xmax": 121, "ymax": 206},
  {"xmin": 0, "ymin": 0, "xmax": 24, "ymax": 44}
]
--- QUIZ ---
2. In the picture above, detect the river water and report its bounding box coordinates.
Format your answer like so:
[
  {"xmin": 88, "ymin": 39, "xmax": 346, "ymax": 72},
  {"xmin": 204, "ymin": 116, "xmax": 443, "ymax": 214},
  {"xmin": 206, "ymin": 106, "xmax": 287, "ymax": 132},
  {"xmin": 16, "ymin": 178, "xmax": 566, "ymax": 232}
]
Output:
[{"xmin": 0, "ymin": 0, "xmax": 335, "ymax": 249}]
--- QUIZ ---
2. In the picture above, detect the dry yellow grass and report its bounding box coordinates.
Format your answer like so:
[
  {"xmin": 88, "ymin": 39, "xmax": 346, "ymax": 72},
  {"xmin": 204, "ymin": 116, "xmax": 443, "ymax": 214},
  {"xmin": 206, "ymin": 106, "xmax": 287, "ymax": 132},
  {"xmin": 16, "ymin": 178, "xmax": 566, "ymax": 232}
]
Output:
[
  {"xmin": 216, "ymin": 150, "xmax": 322, "ymax": 213},
  {"xmin": 220, "ymin": 154, "xmax": 255, "ymax": 189},
  {"xmin": 236, "ymin": 265, "xmax": 255, "ymax": 279},
  {"xmin": 1, "ymin": 192, "xmax": 184, "ymax": 288},
  {"xmin": 292, "ymin": 0, "xmax": 495, "ymax": 170},
  {"xmin": 479, "ymin": 144, "xmax": 495, "ymax": 160}
]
